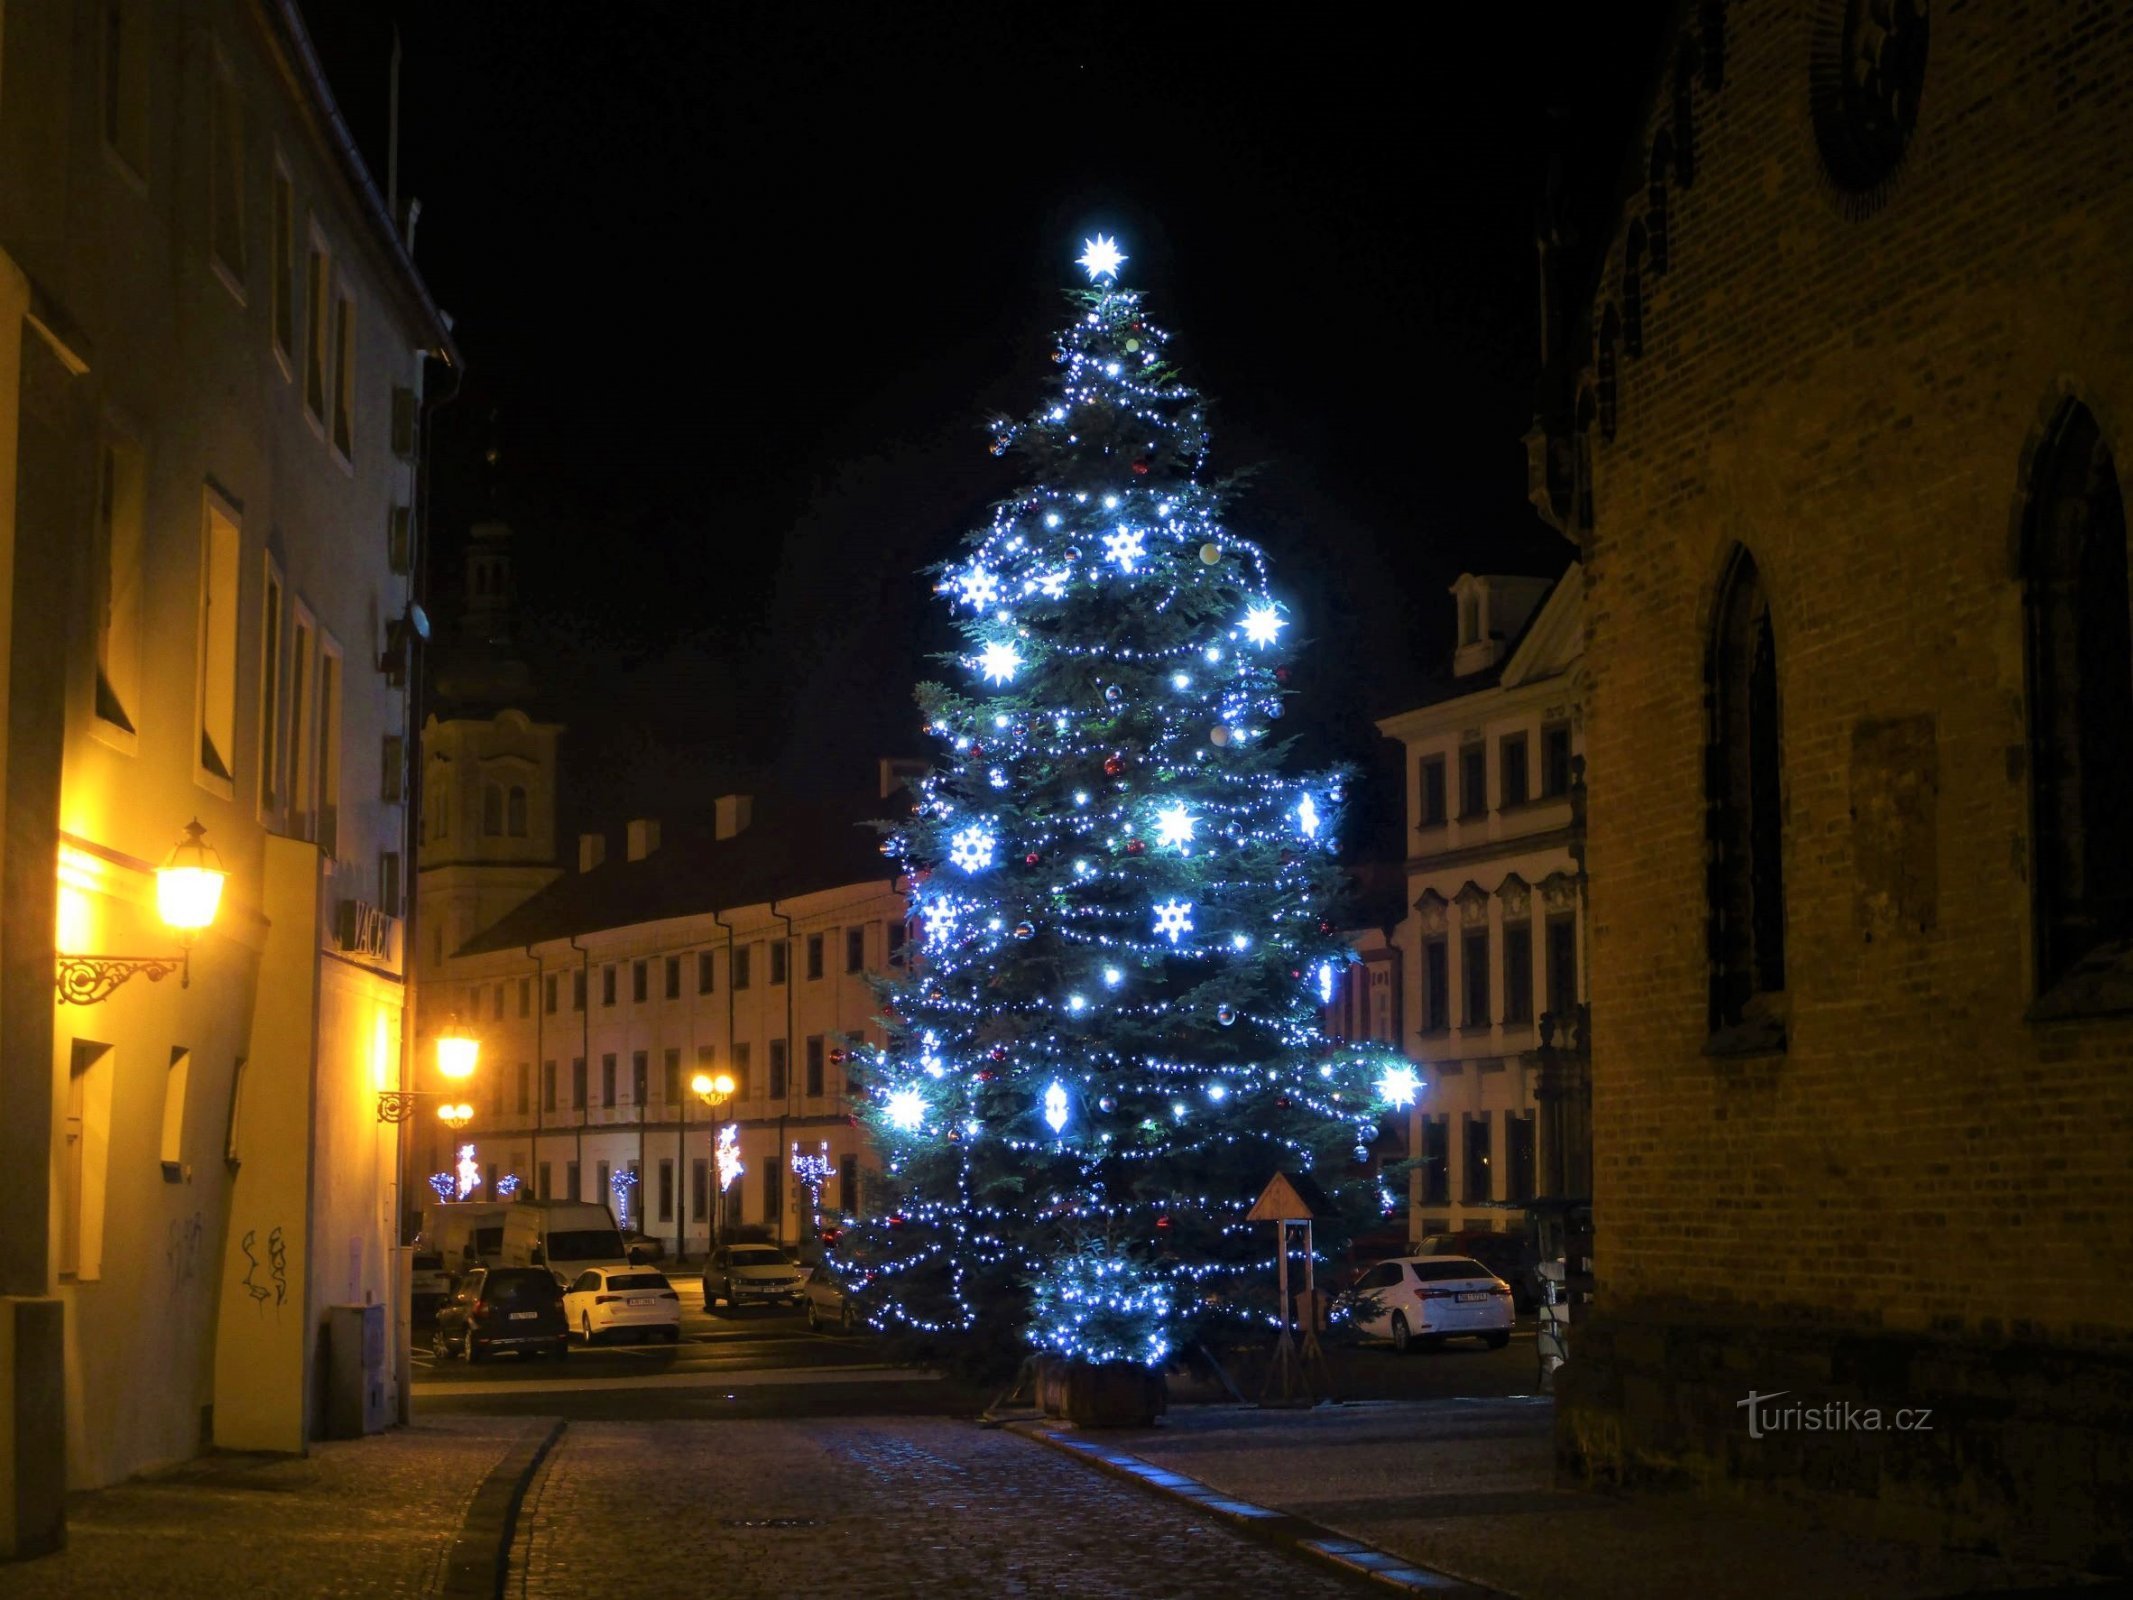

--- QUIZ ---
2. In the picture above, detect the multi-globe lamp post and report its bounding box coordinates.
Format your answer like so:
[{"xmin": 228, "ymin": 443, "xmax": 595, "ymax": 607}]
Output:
[{"xmin": 692, "ymin": 1069, "xmax": 738, "ymax": 1254}]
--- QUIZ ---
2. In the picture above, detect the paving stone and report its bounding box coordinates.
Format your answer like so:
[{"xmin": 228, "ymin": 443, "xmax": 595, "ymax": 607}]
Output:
[{"xmin": 508, "ymin": 1417, "xmax": 1364, "ymax": 1598}]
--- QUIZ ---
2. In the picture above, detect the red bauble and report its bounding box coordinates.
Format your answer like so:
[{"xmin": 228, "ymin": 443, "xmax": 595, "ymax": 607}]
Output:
[
  {"xmin": 1103, "ymin": 755, "xmax": 1125, "ymax": 777},
  {"xmin": 990, "ymin": 1045, "xmax": 1008, "ymax": 1061},
  {"xmin": 1125, "ymin": 839, "xmax": 1146, "ymax": 856},
  {"xmin": 1274, "ymin": 666, "xmax": 1291, "ymax": 684},
  {"xmin": 1025, "ymin": 852, "xmax": 1041, "ymax": 866},
  {"xmin": 1131, "ymin": 460, "xmax": 1150, "ymax": 476},
  {"xmin": 1319, "ymin": 920, "xmax": 1334, "ymax": 935},
  {"xmin": 829, "ymin": 1047, "xmax": 848, "ymax": 1065},
  {"xmin": 970, "ymin": 743, "xmax": 984, "ymax": 759},
  {"xmin": 1155, "ymin": 1215, "xmax": 1172, "ymax": 1232}
]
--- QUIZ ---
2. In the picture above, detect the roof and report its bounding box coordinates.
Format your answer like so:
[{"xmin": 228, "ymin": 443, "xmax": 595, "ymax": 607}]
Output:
[
  {"xmin": 458, "ymin": 794, "xmax": 901, "ymax": 955},
  {"xmin": 1397, "ymin": 564, "xmax": 1573, "ymax": 710},
  {"xmin": 257, "ymin": 0, "xmax": 460, "ymax": 364}
]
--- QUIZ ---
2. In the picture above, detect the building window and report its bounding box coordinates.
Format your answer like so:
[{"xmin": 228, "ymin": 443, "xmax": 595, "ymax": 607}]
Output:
[
  {"xmin": 770, "ymin": 941, "xmax": 788, "ymax": 986},
  {"xmin": 1707, "ymin": 545, "xmax": 1787, "ymax": 1036},
  {"xmin": 658, "ymin": 1159, "xmax": 674, "ymax": 1223},
  {"xmin": 1546, "ymin": 914, "xmax": 1577, "ymax": 1023},
  {"xmin": 886, "ymin": 922, "xmax": 907, "ymax": 964},
  {"xmin": 805, "ymin": 1036, "xmax": 824, "ymax": 1097},
  {"xmin": 1459, "ymin": 591, "xmax": 1480, "ymax": 646},
  {"xmin": 1461, "ymin": 930, "xmax": 1490, "ymax": 1028},
  {"xmin": 1502, "ymin": 921, "xmax": 1533, "ymax": 1025},
  {"xmin": 1419, "ymin": 757, "xmax": 1447, "ymax": 827},
  {"xmin": 572, "ymin": 971, "xmax": 587, "ymax": 1012},
  {"xmin": 507, "ymin": 785, "xmax": 527, "ymax": 837},
  {"xmin": 515, "ymin": 1062, "xmax": 530, "ymax": 1115},
  {"xmin": 517, "ymin": 978, "xmax": 531, "ymax": 1019},
  {"xmin": 61, "ymin": 1041, "xmax": 115, "ymax": 1280},
  {"xmin": 691, "ymin": 1158, "xmax": 709, "ymax": 1222},
  {"xmin": 315, "ymin": 642, "xmax": 341, "ymax": 857},
  {"xmin": 846, "ymin": 927, "xmax": 866, "ymax": 973},
  {"xmin": 731, "ymin": 1042, "xmax": 751, "ymax": 1099},
  {"xmin": 1499, "ymin": 734, "xmax": 1529, "ymax": 808},
  {"xmin": 763, "ymin": 1156, "xmax": 782, "ymax": 1227},
  {"xmin": 209, "ymin": 66, "xmax": 245, "ymax": 287},
  {"xmin": 538, "ymin": 1162, "xmax": 552, "ymax": 1201},
  {"xmin": 2024, "ymin": 400, "xmax": 2133, "ymax": 994},
  {"xmin": 94, "ymin": 438, "xmax": 147, "ymax": 738},
  {"xmin": 382, "ymin": 733, "xmax": 404, "ymax": 804},
  {"xmin": 632, "ymin": 960, "xmax": 648, "ymax": 1004},
  {"xmin": 1463, "ymin": 1111, "xmax": 1493, "ymax": 1203},
  {"xmin": 544, "ymin": 975, "xmax": 558, "ymax": 1014},
  {"xmin": 330, "ymin": 288, "xmax": 356, "ymax": 458},
  {"xmin": 1458, "ymin": 744, "xmax": 1487, "ymax": 818},
  {"xmin": 664, "ymin": 956, "xmax": 681, "ymax": 1000},
  {"xmin": 768, "ymin": 1039, "xmax": 788, "ymax": 1099},
  {"xmin": 599, "ymin": 1055, "xmax": 615, "ymax": 1108},
  {"xmin": 631, "ymin": 1051, "xmax": 648, "ymax": 1106},
  {"xmin": 271, "ymin": 166, "xmax": 296, "ymax": 362},
  {"xmin": 1506, "ymin": 1112, "xmax": 1537, "ymax": 1203},
  {"xmin": 492, "ymin": 984, "xmax": 505, "ymax": 1021},
  {"xmin": 602, "ymin": 965, "xmax": 617, "ymax": 1007},
  {"xmin": 1541, "ymin": 723, "xmax": 1573, "ymax": 797},
  {"xmin": 733, "ymin": 946, "xmax": 752, "ymax": 990},
  {"xmin": 542, "ymin": 1060, "xmax": 557, "ymax": 1113},
  {"xmin": 196, "ymin": 495, "xmax": 240, "ymax": 789},
  {"xmin": 258, "ymin": 566, "xmax": 284, "ymax": 810},
  {"xmin": 699, "ymin": 951, "xmax": 715, "ymax": 994},
  {"xmin": 663, "ymin": 1048, "xmax": 681, "ymax": 1106},
  {"xmin": 304, "ymin": 239, "xmax": 330, "ymax": 422},
  {"xmin": 596, "ymin": 1161, "xmax": 610, "ymax": 1205},
  {"xmin": 841, "ymin": 1154, "xmax": 860, "ymax": 1215},
  {"xmin": 806, "ymin": 933, "xmax": 824, "ymax": 981},
  {"xmin": 286, "ymin": 610, "xmax": 314, "ymax": 830},
  {"xmin": 1421, "ymin": 1115, "xmax": 1450, "ymax": 1206},
  {"xmin": 1422, "ymin": 938, "xmax": 1449, "ymax": 1033},
  {"xmin": 482, "ymin": 783, "xmax": 503, "ymax": 836},
  {"xmin": 379, "ymin": 852, "xmax": 402, "ymax": 921},
  {"xmin": 566, "ymin": 1160, "xmax": 580, "ymax": 1201},
  {"xmin": 102, "ymin": 0, "xmax": 151, "ymax": 177}
]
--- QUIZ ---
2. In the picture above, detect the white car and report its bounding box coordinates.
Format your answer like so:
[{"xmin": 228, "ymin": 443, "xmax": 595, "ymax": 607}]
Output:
[
  {"xmin": 561, "ymin": 1266, "xmax": 682, "ymax": 1344},
  {"xmin": 1343, "ymin": 1256, "xmax": 1514, "ymax": 1353}
]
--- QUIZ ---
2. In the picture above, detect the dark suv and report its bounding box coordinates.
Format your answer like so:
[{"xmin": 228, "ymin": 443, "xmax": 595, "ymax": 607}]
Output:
[{"xmin": 432, "ymin": 1267, "xmax": 570, "ymax": 1362}]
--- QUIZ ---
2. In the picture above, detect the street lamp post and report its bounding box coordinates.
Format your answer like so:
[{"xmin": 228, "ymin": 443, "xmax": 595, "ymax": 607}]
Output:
[
  {"xmin": 56, "ymin": 818, "xmax": 228, "ymax": 1003},
  {"xmin": 691, "ymin": 1070, "xmax": 736, "ymax": 1255},
  {"xmin": 377, "ymin": 1015, "xmax": 482, "ymax": 1123}
]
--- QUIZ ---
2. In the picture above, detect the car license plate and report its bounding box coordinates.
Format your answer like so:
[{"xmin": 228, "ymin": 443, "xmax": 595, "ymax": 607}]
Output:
[
  {"xmin": 1455, "ymin": 1292, "xmax": 1487, "ymax": 1303},
  {"xmin": 509, "ymin": 1310, "xmax": 538, "ymax": 1320},
  {"xmin": 627, "ymin": 1297, "xmax": 652, "ymax": 1306}
]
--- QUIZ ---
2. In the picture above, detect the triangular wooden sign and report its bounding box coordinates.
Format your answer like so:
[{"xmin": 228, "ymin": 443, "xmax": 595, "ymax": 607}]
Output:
[{"xmin": 1247, "ymin": 1172, "xmax": 1319, "ymax": 1222}]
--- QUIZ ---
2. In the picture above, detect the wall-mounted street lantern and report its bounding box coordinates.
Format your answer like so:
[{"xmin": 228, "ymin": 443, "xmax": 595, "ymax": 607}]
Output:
[
  {"xmin": 691, "ymin": 1069, "xmax": 737, "ymax": 1110},
  {"xmin": 56, "ymin": 819, "xmax": 227, "ymax": 1005},
  {"xmin": 377, "ymin": 1016, "xmax": 482, "ymax": 1123}
]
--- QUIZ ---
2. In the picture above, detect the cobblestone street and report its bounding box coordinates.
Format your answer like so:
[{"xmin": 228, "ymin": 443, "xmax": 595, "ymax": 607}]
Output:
[{"xmin": 508, "ymin": 1418, "xmax": 1366, "ymax": 1599}]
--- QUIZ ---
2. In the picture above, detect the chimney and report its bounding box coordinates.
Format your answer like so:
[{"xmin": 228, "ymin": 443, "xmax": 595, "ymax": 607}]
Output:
[
  {"xmin": 714, "ymin": 794, "xmax": 753, "ymax": 841},
  {"xmin": 578, "ymin": 833, "xmax": 606, "ymax": 874},
  {"xmin": 626, "ymin": 818, "xmax": 661, "ymax": 861}
]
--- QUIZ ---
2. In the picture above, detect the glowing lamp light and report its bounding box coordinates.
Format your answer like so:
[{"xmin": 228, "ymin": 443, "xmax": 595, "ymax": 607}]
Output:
[
  {"xmin": 1378, "ymin": 1065, "xmax": 1424, "ymax": 1110},
  {"xmin": 1077, "ymin": 234, "xmax": 1126, "ymax": 281},
  {"xmin": 1241, "ymin": 604, "xmax": 1287, "ymax": 649},
  {"xmin": 692, "ymin": 1070, "xmax": 737, "ymax": 1106},
  {"xmin": 1043, "ymin": 1081, "xmax": 1070, "ymax": 1134},
  {"xmin": 1153, "ymin": 804, "xmax": 1197, "ymax": 850},
  {"xmin": 155, "ymin": 818, "xmax": 227, "ymax": 935},
  {"xmin": 437, "ymin": 1102, "xmax": 474, "ymax": 1130},
  {"xmin": 435, "ymin": 1018, "xmax": 480, "ymax": 1081}
]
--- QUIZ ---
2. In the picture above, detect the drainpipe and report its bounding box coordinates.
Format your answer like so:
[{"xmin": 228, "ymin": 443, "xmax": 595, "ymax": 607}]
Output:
[{"xmin": 769, "ymin": 900, "xmax": 795, "ymax": 1248}]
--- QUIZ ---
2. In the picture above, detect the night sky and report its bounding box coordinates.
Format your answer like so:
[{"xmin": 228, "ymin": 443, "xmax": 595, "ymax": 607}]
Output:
[{"xmin": 303, "ymin": 2, "xmax": 1669, "ymax": 848}]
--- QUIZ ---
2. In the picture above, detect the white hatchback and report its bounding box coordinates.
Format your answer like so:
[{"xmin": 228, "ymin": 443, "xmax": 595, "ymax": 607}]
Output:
[
  {"xmin": 1344, "ymin": 1256, "xmax": 1514, "ymax": 1352},
  {"xmin": 562, "ymin": 1267, "xmax": 683, "ymax": 1345}
]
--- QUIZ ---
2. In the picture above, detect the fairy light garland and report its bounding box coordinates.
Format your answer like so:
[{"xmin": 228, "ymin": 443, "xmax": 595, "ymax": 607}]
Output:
[{"xmin": 838, "ymin": 236, "xmax": 1419, "ymax": 1367}]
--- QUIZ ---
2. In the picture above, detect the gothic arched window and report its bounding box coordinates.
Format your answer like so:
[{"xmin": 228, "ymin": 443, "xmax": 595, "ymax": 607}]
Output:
[
  {"xmin": 1707, "ymin": 546, "xmax": 1786, "ymax": 1043},
  {"xmin": 2024, "ymin": 401, "xmax": 2133, "ymax": 994}
]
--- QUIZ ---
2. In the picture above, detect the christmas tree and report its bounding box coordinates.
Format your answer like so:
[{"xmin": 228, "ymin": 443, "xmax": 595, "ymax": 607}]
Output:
[{"xmin": 844, "ymin": 236, "xmax": 1417, "ymax": 1373}]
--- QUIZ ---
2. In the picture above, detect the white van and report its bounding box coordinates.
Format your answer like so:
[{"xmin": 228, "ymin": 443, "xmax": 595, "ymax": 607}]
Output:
[
  {"xmin": 502, "ymin": 1198, "xmax": 635, "ymax": 1285},
  {"xmin": 421, "ymin": 1200, "xmax": 516, "ymax": 1272}
]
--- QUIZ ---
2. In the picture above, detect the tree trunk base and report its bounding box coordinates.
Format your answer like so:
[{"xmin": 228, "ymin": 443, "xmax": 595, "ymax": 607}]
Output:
[{"xmin": 1036, "ymin": 1355, "xmax": 1167, "ymax": 1427}]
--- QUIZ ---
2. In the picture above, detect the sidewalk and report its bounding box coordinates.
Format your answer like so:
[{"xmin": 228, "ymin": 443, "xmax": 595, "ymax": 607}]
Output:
[
  {"xmin": 1021, "ymin": 1398, "xmax": 2095, "ymax": 1599},
  {"xmin": 9, "ymin": 1414, "xmax": 550, "ymax": 1600}
]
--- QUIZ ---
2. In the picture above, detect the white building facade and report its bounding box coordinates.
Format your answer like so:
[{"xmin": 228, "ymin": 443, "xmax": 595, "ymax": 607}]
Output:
[
  {"xmin": 0, "ymin": 0, "xmax": 455, "ymax": 1552},
  {"xmin": 1377, "ymin": 570, "xmax": 1586, "ymax": 1242}
]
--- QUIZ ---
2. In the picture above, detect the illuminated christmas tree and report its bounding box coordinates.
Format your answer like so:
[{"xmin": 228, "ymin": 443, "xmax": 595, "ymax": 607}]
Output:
[{"xmin": 844, "ymin": 236, "xmax": 1417, "ymax": 1375}]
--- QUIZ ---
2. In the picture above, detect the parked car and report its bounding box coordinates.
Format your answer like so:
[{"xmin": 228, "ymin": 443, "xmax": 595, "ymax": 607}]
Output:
[
  {"xmin": 431, "ymin": 1267, "xmax": 570, "ymax": 1362},
  {"xmin": 705, "ymin": 1243, "xmax": 806, "ymax": 1309},
  {"xmin": 802, "ymin": 1262, "xmax": 865, "ymax": 1333},
  {"xmin": 562, "ymin": 1266, "xmax": 682, "ymax": 1344},
  {"xmin": 620, "ymin": 1231, "xmax": 666, "ymax": 1264},
  {"xmin": 1416, "ymin": 1230, "xmax": 1542, "ymax": 1311},
  {"xmin": 410, "ymin": 1250, "xmax": 453, "ymax": 1323},
  {"xmin": 1340, "ymin": 1256, "xmax": 1514, "ymax": 1353}
]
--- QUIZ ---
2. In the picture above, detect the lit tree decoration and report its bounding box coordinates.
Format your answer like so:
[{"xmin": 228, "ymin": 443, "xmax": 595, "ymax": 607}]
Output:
[
  {"xmin": 427, "ymin": 1171, "xmax": 457, "ymax": 1203},
  {"xmin": 611, "ymin": 1166, "xmax": 638, "ymax": 1229},
  {"xmin": 455, "ymin": 1143, "xmax": 480, "ymax": 1200},
  {"xmin": 715, "ymin": 1124, "xmax": 745, "ymax": 1193},
  {"xmin": 844, "ymin": 236, "xmax": 1415, "ymax": 1372},
  {"xmin": 792, "ymin": 1141, "xmax": 835, "ymax": 1232}
]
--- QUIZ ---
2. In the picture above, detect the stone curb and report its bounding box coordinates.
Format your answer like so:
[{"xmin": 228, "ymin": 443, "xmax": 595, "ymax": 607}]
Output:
[
  {"xmin": 438, "ymin": 1417, "xmax": 566, "ymax": 1600},
  {"xmin": 1007, "ymin": 1420, "xmax": 1505, "ymax": 1597}
]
